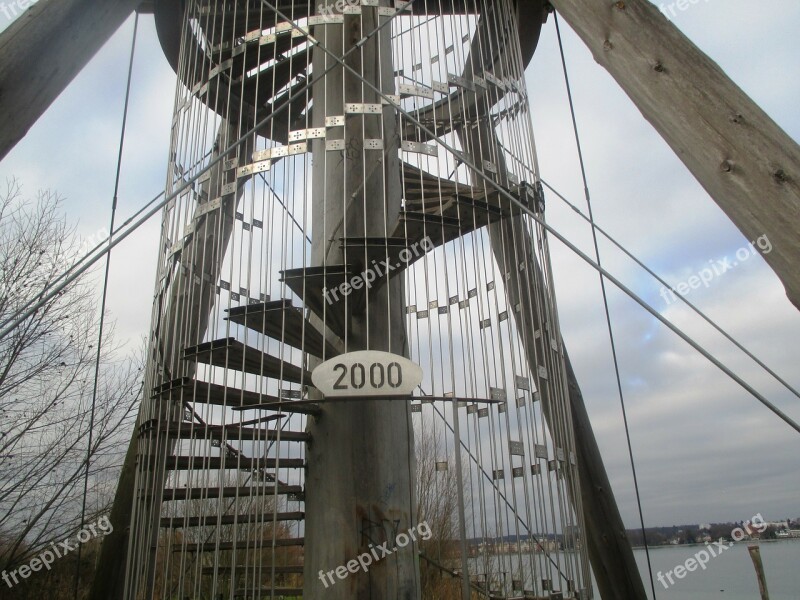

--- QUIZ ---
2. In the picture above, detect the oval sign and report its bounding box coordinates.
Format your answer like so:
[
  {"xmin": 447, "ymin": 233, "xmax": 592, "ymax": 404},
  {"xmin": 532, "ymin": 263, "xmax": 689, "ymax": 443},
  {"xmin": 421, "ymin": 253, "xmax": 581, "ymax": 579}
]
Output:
[{"xmin": 311, "ymin": 351, "xmax": 422, "ymax": 398}]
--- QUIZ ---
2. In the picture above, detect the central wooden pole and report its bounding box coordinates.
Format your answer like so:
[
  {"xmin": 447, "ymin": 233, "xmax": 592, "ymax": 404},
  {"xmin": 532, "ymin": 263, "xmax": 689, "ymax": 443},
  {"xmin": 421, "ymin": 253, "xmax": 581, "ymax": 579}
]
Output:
[{"xmin": 302, "ymin": 4, "xmax": 421, "ymax": 598}]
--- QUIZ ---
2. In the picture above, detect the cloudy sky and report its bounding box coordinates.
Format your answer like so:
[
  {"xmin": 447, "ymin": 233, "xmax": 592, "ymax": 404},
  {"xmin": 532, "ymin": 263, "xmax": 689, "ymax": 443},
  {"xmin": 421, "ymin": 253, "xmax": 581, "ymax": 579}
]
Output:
[{"xmin": 1, "ymin": 1, "xmax": 798, "ymax": 530}]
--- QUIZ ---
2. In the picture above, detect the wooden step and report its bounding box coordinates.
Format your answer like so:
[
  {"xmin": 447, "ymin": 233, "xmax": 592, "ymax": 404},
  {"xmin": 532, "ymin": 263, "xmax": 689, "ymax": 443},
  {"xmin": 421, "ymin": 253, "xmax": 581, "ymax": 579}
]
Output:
[
  {"xmin": 201, "ymin": 564, "xmax": 304, "ymax": 575},
  {"xmin": 156, "ymin": 423, "xmax": 309, "ymax": 443},
  {"xmin": 392, "ymin": 211, "xmax": 463, "ymax": 249},
  {"xmin": 399, "ymin": 179, "xmax": 505, "ymax": 244},
  {"xmin": 202, "ymin": 3, "xmax": 312, "ymax": 47},
  {"xmin": 164, "ymin": 456, "xmax": 305, "ymax": 471},
  {"xmin": 339, "ymin": 237, "xmax": 412, "ymax": 272},
  {"xmin": 402, "ymin": 161, "xmax": 521, "ymax": 222},
  {"xmin": 338, "ymin": 237, "xmax": 427, "ymax": 297},
  {"xmin": 280, "ymin": 265, "xmax": 360, "ymax": 338},
  {"xmin": 154, "ymin": 377, "xmax": 319, "ymax": 414},
  {"xmin": 183, "ymin": 337, "xmax": 309, "ymax": 384},
  {"xmin": 154, "ymin": 377, "xmax": 270, "ymax": 408},
  {"xmin": 161, "ymin": 511, "xmax": 304, "ymax": 528},
  {"xmin": 239, "ymin": 50, "xmax": 310, "ymax": 109},
  {"xmin": 226, "ymin": 299, "xmax": 338, "ymax": 359},
  {"xmin": 180, "ymin": 537, "xmax": 305, "ymax": 552},
  {"xmin": 231, "ymin": 399, "xmax": 321, "ymax": 416},
  {"xmin": 231, "ymin": 414, "xmax": 286, "ymax": 427},
  {"xmin": 225, "ymin": 30, "xmax": 306, "ymax": 79},
  {"xmin": 402, "ymin": 161, "xmax": 476, "ymax": 202},
  {"xmin": 163, "ymin": 485, "xmax": 303, "ymax": 502},
  {"xmin": 233, "ymin": 588, "xmax": 303, "ymax": 598}
]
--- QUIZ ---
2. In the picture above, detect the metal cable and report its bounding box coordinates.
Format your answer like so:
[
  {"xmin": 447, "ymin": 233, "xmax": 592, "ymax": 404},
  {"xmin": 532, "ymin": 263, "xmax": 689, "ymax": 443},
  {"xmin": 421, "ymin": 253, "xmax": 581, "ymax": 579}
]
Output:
[
  {"xmin": 542, "ymin": 178, "xmax": 800, "ymax": 403},
  {"xmin": 73, "ymin": 13, "xmax": 139, "ymax": 600},
  {"xmin": 553, "ymin": 12, "xmax": 657, "ymax": 597}
]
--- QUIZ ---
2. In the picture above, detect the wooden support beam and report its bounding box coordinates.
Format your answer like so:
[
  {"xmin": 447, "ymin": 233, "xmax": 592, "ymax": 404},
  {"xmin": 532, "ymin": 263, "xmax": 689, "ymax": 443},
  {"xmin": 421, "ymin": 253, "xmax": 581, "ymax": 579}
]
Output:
[
  {"xmin": 302, "ymin": 7, "xmax": 421, "ymax": 599},
  {"xmin": 0, "ymin": 0, "xmax": 142, "ymax": 160},
  {"xmin": 456, "ymin": 6, "xmax": 646, "ymax": 596},
  {"xmin": 549, "ymin": 0, "xmax": 800, "ymax": 310},
  {"xmin": 90, "ymin": 122, "xmax": 251, "ymax": 600},
  {"xmin": 483, "ymin": 206, "xmax": 648, "ymax": 599},
  {"xmin": 489, "ymin": 202, "xmax": 648, "ymax": 600}
]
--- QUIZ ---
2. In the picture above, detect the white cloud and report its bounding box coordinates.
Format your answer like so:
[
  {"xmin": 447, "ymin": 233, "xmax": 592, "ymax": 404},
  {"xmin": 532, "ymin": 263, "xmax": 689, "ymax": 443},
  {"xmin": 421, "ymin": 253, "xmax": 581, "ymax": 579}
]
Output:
[{"xmin": 0, "ymin": 3, "xmax": 797, "ymax": 529}]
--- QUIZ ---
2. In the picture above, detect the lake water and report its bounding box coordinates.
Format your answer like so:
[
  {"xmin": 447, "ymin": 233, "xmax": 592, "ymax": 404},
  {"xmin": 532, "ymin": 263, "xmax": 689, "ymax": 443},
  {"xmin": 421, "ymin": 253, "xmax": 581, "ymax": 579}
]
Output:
[{"xmin": 630, "ymin": 539, "xmax": 800, "ymax": 600}]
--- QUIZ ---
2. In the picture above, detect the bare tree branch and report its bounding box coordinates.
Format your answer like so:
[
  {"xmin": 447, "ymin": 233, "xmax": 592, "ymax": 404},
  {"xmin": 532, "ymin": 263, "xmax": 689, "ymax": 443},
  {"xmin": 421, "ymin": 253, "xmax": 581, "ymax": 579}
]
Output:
[{"xmin": 0, "ymin": 180, "xmax": 142, "ymax": 572}]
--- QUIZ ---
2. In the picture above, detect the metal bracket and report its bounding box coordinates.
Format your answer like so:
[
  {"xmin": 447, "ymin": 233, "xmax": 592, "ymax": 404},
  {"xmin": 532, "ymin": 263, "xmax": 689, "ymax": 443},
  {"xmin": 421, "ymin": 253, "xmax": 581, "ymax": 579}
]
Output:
[
  {"xmin": 237, "ymin": 160, "xmax": 272, "ymax": 178},
  {"xmin": 364, "ymin": 139, "xmax": 384, "ymax": 150},
  {"xmin": 401, "ymin": 141, "xmax": 437, "ymax": 157},
  {"xmin": 221, "ymin": 182, "xmax": 237, "ymax": 195},
  {"xmin": 345, "ymin": 103, "xmax": 383, "ymax": 114},
  {"xmin": 326, "ymin": 139, "xmax": 345, "ymax": 151},
  {"xmin": 398, "ymin": 83, "xmax": 434, "ymax": 100},
  {"xmin": 489, "ymin": 387, "xmax": 506, "ymax": 401},
  {"xmin": 196, "ymin": 197, "xmax": 222, "ymax": 218},
  {"xmin": 309, "ymin": 14, "xmax": 344, "ymax": 25},
  {"xmin": 209, "ymin": 59, "xmax": 232, "ymax": 79},
  {"xmin": 514, "ymin": 180, "xmax": 546, "ymax": 213},
  {"xmin": 288, "ymin": 127, "xmax": 326, "ymax": 142},
  {"xmin": 448, "ymin": 74, "xmax": 476, "ymax": 91}
]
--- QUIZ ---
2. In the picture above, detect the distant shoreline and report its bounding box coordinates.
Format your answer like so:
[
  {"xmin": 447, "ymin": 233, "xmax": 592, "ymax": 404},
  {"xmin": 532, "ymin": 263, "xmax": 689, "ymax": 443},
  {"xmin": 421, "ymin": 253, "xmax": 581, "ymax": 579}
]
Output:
[{"xmin": 632, "ymin": 538, "xmax": 800, "ymax": 550}]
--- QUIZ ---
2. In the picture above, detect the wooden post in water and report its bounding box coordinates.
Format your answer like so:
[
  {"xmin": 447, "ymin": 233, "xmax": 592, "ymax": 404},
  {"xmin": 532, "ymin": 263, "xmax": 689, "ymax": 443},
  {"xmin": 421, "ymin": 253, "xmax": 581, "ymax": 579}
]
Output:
[{"xmin": 747, "ymin": 544, "xmax": 770, "ymax": 600}]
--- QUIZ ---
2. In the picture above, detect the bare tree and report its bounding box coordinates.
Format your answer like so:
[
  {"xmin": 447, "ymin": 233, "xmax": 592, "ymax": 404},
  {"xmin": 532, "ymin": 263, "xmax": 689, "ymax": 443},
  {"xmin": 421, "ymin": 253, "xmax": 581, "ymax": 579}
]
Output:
[
  {"xmin": 415, "ymin": 424, "xmax": 469, "ymax": 599},
  {"xmin": 0, "ymin": 179, "xmax": 140, "ymax": 575}
]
